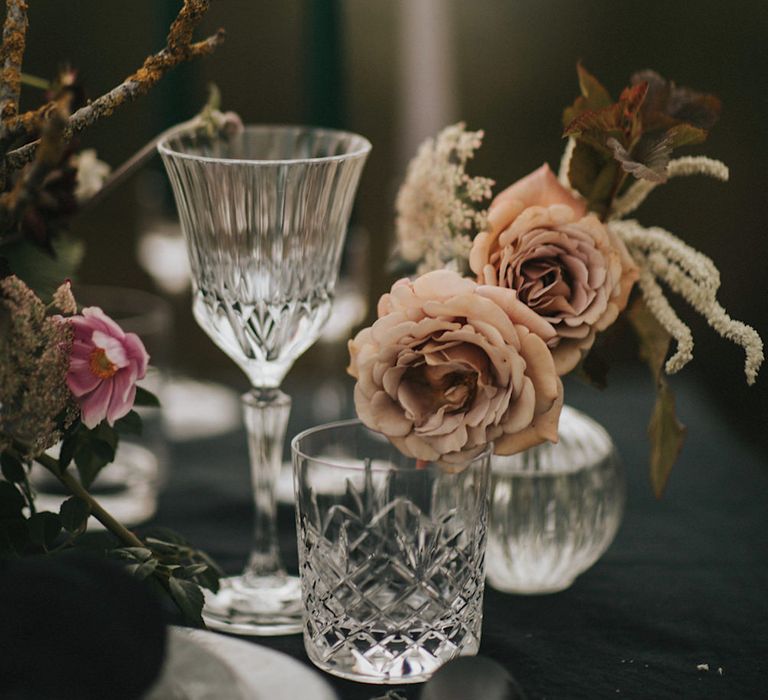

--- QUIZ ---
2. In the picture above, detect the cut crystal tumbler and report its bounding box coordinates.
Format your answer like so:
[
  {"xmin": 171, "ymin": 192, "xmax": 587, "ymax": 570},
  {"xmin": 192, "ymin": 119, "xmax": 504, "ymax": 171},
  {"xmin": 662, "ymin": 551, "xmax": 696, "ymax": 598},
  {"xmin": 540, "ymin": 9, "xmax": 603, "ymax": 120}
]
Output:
[
  {"xmin": 486, "ymin": 405, "xmax": 625, "ymax": 594},
  {"xmin": 159, "ymin": 125, "xmax": 370, "ymax": 635},
  {"xmin": 292, "ymin": 420, "xmax": 492, "ymax": 684}
]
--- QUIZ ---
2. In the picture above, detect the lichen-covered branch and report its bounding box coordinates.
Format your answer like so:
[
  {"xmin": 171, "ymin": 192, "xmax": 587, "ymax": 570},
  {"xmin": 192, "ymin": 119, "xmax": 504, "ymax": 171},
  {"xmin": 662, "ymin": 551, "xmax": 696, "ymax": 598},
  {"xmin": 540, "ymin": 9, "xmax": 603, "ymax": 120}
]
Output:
[
  {"xmin": 0, "ymin": 0, "xmax": 28, "ymax": 126},
  {"xmin": 3, "ymin": 0, "xmax": 224, "ymax": 172},
  {"xmin": 0, "ymin": 98, "xmax": 68, "ymax": 224}
]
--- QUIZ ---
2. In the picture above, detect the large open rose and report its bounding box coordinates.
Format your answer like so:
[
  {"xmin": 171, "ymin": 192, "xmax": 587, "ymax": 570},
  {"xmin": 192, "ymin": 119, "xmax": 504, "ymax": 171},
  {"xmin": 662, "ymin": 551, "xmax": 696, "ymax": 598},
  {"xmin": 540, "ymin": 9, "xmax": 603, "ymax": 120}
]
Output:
[
  {"xmin": 469, "ymin": 164, "xmax": 638, "ymax": 375},
  {"xmin": 348, "ymin": 270, "xmax": 563, "ymax": 464}
]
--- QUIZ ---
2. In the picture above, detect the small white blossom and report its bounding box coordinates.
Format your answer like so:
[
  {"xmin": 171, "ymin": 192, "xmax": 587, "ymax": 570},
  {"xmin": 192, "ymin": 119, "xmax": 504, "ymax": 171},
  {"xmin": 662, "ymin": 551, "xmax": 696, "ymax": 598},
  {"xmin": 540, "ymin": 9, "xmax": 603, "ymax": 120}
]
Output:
[
  {"xmin": 395, "ymin": 122, "xmax": 493, "ymax": 273},
  {"xmin": 73, "ymin": 149, "xmax": 111, "ymax": 202}
]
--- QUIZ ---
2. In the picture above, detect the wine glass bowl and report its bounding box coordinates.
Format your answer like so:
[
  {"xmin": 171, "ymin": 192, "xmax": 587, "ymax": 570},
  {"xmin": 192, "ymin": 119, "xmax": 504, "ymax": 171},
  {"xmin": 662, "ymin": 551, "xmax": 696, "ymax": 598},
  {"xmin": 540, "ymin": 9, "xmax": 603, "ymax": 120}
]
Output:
[{"xmin": 159, "ymin": 124, "xmax": 370, "ymax": 635}]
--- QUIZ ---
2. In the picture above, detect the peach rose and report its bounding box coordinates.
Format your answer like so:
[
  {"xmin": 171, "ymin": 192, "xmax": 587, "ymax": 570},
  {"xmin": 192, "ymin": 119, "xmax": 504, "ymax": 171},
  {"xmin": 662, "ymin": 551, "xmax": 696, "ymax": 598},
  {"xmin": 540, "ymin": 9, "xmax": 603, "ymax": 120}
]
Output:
[
  {"xmin": 469, "ymin": 164, "xmax": 638, "ymax": 375},
  {"xmin": 348, "ymin": 269, "xmax": 563, "ymax": 464}
]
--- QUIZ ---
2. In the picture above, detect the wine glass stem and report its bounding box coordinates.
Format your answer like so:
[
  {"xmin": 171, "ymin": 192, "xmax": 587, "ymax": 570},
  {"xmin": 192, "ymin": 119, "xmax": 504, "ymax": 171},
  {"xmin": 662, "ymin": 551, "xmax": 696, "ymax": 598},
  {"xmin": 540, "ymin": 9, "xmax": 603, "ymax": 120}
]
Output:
[{"xmin": 242, "ymin": 388, "xmax": 291, "ymax": 579}]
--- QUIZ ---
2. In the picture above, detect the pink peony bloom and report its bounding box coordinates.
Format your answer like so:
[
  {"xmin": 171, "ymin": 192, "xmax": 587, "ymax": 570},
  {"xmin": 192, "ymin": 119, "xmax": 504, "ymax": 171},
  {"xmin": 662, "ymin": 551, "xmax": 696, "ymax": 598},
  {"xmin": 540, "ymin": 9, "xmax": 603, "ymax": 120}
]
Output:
[{"xmin": 66, "ymin": 307, "xmax": 150, "ymax": 429}]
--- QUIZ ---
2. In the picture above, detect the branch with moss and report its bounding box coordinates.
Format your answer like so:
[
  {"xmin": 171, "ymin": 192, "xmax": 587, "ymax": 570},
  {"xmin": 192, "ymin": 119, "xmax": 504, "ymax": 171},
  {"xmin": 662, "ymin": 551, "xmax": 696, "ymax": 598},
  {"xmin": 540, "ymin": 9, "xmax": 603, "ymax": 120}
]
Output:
[
  {"xmin": 2, "ymin": 0, "xmax": 225, "ymax": 172},
  {"xmin": 0, "ymin": 0, "xmax": 27, "ymax": 126}
]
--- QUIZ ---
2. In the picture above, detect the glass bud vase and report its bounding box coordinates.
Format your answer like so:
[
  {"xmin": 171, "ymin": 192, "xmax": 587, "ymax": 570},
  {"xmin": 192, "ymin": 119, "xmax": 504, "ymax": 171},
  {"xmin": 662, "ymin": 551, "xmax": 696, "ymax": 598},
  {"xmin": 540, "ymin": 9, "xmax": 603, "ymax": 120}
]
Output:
[{"xmin": 486, "ymin": 405, "xmax": 625, "ymax": 594}]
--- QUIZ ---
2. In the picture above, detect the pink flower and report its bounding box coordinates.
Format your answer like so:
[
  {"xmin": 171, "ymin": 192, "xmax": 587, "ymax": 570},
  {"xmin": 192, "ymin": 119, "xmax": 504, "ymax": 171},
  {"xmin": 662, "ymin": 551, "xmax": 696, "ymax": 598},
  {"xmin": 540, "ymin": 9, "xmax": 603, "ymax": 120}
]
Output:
[
  {"xmin": 66, "ymin": 307, "xmax": 150, "ymax": 429},
  {"xmin": 470, "ymin": 164, "xmax": 638, "ymax": 374}
]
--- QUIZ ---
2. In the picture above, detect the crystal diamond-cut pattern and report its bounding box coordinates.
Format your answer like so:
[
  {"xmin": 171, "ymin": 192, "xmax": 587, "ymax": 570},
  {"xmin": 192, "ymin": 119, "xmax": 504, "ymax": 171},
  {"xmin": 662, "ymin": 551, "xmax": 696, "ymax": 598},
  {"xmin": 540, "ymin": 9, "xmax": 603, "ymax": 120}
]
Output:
[{"xmin": 296, "ymin": 462, "xmax": 489, "ymax": 684}]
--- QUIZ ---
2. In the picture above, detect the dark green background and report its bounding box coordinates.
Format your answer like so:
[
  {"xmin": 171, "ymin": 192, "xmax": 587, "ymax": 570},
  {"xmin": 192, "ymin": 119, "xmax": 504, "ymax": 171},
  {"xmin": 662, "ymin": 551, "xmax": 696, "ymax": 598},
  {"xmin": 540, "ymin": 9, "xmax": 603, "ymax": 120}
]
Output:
[{"xmin": 17, "ymin": 0, "xmax": 768, "ymax": 454}]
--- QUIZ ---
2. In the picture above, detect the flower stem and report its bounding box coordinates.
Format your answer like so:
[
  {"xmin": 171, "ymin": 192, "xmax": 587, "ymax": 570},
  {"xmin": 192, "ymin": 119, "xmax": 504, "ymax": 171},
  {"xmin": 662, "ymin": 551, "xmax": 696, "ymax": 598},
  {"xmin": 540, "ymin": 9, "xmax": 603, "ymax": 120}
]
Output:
[{"xmin": 33, "ymin": 452, "xmax": 144, "ymax": 549}]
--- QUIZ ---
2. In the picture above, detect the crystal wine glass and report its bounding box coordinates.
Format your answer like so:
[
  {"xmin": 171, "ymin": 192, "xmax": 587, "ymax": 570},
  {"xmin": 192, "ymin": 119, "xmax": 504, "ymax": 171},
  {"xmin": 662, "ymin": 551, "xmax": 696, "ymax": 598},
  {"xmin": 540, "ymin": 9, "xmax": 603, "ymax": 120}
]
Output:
[{"xmin": 158, "ymin": 125, "xmax": 370, "ymax": 635}]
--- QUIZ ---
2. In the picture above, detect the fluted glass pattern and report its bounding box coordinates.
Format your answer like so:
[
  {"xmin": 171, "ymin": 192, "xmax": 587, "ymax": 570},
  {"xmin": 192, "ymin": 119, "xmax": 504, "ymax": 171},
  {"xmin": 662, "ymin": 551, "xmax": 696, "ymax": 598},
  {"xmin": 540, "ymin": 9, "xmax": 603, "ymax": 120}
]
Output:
[
  {"xmin": 292, "ymin": 420, "xmax": 491, "ymax": 685},
  {"xmin": 159, "ymin": 125, "xmax": 370, "ymax": 636},
  {"xmin": 486, "ymin": 405, "xmax": 625, "ymax": 594},
  {"xmin": 159, "ymin": 126, "xmax": 371, "ymax": 388}
]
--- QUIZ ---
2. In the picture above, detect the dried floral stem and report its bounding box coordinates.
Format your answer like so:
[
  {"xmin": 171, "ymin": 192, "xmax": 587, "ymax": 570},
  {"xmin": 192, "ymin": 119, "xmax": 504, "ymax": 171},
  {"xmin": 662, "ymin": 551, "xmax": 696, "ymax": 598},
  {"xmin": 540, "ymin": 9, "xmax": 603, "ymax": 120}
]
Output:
[
  {"xmin": 611, "ymin": 218, "xmax": 764, "ymax": 384},
  {"xmin": 33, "ymin": 450, "xmax": 145, "ymax": 549},
  {"xmin": 0, "ymin": 0, "xmax": 28, "ymax": 126},
  {"xmin": 610, "ymin": 157, "xmax": 730, "ymax": 219},
  {"xmin": 80, "ymin": 115, "xmax": 200, "ymax": 213},
  {"xmin": 3, "ymin": 0, "xmax": 225, "ymax": 172}
]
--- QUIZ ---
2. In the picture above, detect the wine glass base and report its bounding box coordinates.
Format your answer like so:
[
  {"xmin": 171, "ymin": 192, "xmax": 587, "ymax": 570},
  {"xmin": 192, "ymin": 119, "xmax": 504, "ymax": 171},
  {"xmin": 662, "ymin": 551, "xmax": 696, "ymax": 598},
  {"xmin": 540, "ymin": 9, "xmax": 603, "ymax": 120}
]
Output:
[{"xmin": 202, "ymin": 573, "xmax": 304, "ymax": 636}]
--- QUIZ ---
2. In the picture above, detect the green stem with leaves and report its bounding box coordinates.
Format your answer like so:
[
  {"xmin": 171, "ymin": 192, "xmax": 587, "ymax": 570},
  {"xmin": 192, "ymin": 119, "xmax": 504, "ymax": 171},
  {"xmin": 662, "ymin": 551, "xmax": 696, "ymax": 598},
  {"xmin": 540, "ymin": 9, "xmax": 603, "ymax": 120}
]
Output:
[{"xmin": 32, "ymin": 451, "xmax": 144, "ymax": 548}]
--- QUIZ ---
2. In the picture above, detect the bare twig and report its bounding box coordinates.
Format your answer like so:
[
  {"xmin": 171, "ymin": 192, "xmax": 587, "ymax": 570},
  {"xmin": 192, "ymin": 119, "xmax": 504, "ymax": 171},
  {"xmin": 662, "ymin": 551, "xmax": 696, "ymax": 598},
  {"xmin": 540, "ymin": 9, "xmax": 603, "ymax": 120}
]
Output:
[
  {"xmin": 80, "ymin": 115, "xmax": 201, "ymax": 213},
  {"xmin": 0, "ymin": 0, "xmax": 28, "ymax": 125},
  {"xmin": 4, "ymin": 0, "xmax": 224, "ymax": 172}
]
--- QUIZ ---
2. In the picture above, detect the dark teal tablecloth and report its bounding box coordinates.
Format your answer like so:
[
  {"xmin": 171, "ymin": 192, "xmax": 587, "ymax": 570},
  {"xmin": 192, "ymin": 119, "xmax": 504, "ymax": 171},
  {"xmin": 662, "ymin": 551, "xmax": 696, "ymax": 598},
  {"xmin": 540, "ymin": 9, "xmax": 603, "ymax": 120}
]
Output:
[{"xmin": 156, "ymin": 367, "xmax": 768, "ymax": 699}]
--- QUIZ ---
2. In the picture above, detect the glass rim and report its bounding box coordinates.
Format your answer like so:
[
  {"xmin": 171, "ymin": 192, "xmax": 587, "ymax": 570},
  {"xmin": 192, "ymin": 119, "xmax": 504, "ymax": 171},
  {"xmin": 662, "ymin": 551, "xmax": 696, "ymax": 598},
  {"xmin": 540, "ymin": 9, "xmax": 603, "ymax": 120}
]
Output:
[
  {"xmin": 157, "ymin": 123, "xmax": 372, "ymax": 166},
  {"xmin": 290, "ymin": 418, "xmax": 493, "ymax": 473}
]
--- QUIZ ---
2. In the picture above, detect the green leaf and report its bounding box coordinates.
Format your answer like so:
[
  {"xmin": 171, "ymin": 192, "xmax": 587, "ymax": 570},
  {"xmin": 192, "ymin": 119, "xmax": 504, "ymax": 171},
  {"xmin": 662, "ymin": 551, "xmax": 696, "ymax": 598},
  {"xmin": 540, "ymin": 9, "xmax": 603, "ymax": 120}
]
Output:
[
  {"xmin": 666, "ymin": 123, "xmax": 707, "ymax": 149},
  {"xmin": 91, "ymin": 439, "xmax": 117, "ymax": 463},
  {"xmin": 134, "ymin": 386, "xmax": 160, "ymax": 408},
  {"xmin": 178, "ymin": 563, "xmax": 210, "ymax": 579},
  {"xmin": 112, "ymin": 546, "xmax": 154, "ymax": 562},
  {"xmin": 115, "ymin": 410, "xmax": 143, "ymax": 436},
  {"xmin": 58, "ymin": 430, "xmax": 80, "ymax": 470},
  {"xmin": 59, "ymin": 496, "xmax": 91, "ymax": 533},
  {"xmin": 74, "ymin": 447, "xmax": 111, "ymax": 489},
  {"xmin": 126, "ymin": 558, "xmax": 158, "ymax": 581},
  {"xmin": 90, "ymin": 422, "xmax": 119, "ymax": 453},
  {"xmin": 0, "ymin": 481, "xmax": 25, "ymax": 517},
  {"xmin": 145, "ymin": 537, "xmax": 183, "ymax": 556},
  {"xmin": 168, "ymin": 577, "xmax": 205, "ymax": 628},
  {"xmin": 567, "ymin": 138, "xmax": 621, "ymax": 216},
  {"xmin": 629, "ymin": 297, "xmax": 671, "ymax": 378},
  {"xmin": 629, "ymin": 297, "xmax": 688, "ymax": 498},
  {"xmin": 28, "ymin": 512, "xmax": 62, "ymax": 549},
  {"xmin": 1, "ymin": 453, "xmax": 26, "ymax": 483},
  {"xmin": 648, "ymin": 382, "xmax": 687, "ymax": 498}
]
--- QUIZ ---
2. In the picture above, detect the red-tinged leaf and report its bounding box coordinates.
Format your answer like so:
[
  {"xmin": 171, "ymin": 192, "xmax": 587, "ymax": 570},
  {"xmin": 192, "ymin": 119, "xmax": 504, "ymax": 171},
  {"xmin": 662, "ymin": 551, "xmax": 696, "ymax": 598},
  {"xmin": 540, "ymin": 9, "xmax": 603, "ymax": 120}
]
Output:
[
  {"xmin": 666, "ymin": 123, "xmax": 708, "ymax": 149},
  {"xmin": 608, "ymin": 133, "xmax": 672, "ymax": 183},
  {"xmin": 563, "ymin": 64, "xmax": 614, "ymax": 129},
  {"xmin": 564, "ymin": 102, "xmax": 620, "ymax": 138},
  {"xmin": 648, "ymin": 382, "xmax": 687, "ymax": 498},
  {"xmin": 618, "ymin": 81, "xmax": 649, "ymax": 119}
]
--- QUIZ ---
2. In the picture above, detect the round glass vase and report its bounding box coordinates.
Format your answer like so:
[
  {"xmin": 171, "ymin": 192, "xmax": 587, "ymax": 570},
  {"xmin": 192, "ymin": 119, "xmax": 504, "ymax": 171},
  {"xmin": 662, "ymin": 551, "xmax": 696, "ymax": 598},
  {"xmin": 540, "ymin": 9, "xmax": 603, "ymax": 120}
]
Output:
[
  {"xmin": 292, "ymin": 419, "xmax": 492, "ymax": 685},
  {"xmin": 486, "ymin": 405, "xmax": 625, "ymax": 594}
]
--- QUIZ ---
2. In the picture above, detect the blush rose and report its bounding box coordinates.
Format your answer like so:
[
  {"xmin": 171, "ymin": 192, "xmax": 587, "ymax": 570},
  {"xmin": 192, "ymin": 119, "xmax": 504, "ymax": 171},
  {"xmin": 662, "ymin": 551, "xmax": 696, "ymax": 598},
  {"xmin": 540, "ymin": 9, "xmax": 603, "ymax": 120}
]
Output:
[
  {"xmin": 469, "ymin": 164, "xmax": 638, "ymax": 375},
  {"xmin": 348, "ymin": 269, "xmax": 563, "ymax": 464}
]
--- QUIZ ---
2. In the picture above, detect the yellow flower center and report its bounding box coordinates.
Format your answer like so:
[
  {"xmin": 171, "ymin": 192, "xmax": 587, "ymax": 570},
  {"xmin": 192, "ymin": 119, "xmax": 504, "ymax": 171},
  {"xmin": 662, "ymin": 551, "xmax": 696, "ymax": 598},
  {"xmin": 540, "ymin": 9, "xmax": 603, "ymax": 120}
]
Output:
[{"xmin": 89, "ymin": 347, "xmax": 118, "ymax": 379}]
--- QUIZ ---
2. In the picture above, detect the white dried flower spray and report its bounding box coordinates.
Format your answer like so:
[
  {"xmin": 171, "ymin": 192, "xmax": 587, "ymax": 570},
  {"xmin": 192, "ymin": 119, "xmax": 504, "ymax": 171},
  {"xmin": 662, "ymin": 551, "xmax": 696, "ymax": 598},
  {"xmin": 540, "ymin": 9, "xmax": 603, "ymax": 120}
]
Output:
[
  {"xmin": 395, "ymin": 123, "xmax": 494, "ymax": 274},
  {"xmin": 610, "ymin": 218, "xmax": 764, "ymax": 384},
  {"xmin": 611, "ymin": 157, "xmax": 730, "ymax": 220}
]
